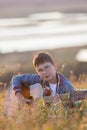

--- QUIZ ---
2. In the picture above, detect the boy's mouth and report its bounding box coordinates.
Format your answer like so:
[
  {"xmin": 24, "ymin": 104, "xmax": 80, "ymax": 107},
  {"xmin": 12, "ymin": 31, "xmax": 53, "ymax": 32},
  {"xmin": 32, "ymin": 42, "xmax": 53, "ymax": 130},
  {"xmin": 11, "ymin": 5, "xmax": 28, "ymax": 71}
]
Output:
[{"xmin": 44, "ymin": 75, "xmax": 49, "ymax": 79}]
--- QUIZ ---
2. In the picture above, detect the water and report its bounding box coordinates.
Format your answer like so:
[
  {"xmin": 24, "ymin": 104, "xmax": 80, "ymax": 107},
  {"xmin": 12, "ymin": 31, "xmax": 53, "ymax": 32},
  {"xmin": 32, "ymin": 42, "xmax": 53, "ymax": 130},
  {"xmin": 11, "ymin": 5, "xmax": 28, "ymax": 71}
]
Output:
[{"xmin": 0, "ymin": 12, "xmax": 87, "ymax": 53}]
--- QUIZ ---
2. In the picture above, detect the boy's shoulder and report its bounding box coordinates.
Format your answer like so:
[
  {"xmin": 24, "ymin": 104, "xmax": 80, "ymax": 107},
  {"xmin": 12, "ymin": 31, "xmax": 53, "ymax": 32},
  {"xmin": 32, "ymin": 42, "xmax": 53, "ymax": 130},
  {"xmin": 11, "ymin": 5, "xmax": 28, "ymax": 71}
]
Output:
[
  {"xmin": 58, "ymin": 73, "xmax": 67, "ymax": 79},
  {"xmin": 58, "ymin": 73, "xmax": 71, "ymax": 83}
]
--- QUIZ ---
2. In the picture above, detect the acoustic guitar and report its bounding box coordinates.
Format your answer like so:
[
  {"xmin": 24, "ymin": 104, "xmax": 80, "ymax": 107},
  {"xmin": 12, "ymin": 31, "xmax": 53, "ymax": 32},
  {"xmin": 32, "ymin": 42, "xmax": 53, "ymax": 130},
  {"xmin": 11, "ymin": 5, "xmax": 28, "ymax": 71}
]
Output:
[
  {"xmin": 5, "ymin": 83, "xmax": 87, "ymax": 117},
  {"xmin": 21, "ymin": 83, "xmax": 87, "ymax": 107}
]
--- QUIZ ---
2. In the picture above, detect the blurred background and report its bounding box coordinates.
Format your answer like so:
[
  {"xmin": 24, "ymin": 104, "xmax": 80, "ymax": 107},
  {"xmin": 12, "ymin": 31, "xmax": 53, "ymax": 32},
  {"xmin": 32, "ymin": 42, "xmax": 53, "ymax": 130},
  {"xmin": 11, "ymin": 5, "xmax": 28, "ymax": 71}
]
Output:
[{"xmin": 0, "ymin": 0, "xmax": 87, "ymax": 86}]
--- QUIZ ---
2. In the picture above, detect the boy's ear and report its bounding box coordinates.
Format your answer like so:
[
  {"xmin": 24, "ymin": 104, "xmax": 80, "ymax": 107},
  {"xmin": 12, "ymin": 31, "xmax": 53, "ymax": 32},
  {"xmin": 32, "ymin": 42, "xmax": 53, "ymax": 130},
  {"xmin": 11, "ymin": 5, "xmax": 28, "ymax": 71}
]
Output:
[
  {"xmin": 34, "ymin": 67, "xmax": 37, "ymax": 72},
  {"xmin": 54, "ymin": 63, "xmax": 57, "ymax": 70},
  {"xmin": 34, "ymin": 66, "xmax": 39, "ymax": 73}
]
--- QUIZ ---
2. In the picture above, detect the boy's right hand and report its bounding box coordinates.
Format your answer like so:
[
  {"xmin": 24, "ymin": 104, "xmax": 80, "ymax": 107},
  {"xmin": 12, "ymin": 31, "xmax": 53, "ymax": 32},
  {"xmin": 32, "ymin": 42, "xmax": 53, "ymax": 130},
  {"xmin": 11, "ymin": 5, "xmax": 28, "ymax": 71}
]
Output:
[
  {"xmin": 43, "ymin": 87, "xmax": 51, "ymax": 96},
  {"xmin": 16, "ymin": 91, "xmax": 33, "ymax": 108},
  {"xmin": 16, "ymin": 91, "xmax": 27, "ymax": 108}
]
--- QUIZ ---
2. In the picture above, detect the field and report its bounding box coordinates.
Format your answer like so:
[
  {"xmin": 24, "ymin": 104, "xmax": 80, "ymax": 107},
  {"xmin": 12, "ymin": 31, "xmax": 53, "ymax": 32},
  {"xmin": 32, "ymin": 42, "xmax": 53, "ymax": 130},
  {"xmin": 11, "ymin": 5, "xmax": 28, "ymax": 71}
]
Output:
[
  {"xmin": 0, "ymin": 74, "xmax": 87, "ymax": 130},
  {"xmin": 0, "ymin": 0, "xmax": 87, "ymax": 128},
  {"xmin": 0, "ymin": 46, "xmax": 87, "ymax": 130}
]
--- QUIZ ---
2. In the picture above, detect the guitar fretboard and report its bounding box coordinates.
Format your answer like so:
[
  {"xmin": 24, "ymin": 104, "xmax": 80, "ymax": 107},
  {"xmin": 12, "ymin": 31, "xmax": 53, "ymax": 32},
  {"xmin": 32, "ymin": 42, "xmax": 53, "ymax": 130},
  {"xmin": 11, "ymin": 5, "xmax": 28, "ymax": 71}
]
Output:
[{"xmin": 35, "ymin": 90, "xmax": 87, "ymax": 104}]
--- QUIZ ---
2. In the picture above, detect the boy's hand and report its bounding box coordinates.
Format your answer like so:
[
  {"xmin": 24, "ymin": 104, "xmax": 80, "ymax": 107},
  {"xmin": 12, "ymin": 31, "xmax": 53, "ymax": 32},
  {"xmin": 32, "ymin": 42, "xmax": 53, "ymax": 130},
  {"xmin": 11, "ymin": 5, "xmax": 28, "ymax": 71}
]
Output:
[
  {"xmin": 16, "ymin": 91, "xmax": 34, "ymax": 108},
  {"xmin": 43, "ymin": 87, "xmax": 51, "ymax": 96},
  {"xmin": 16, "ymin": 91, "xmax": 27, "ymax": 108}
]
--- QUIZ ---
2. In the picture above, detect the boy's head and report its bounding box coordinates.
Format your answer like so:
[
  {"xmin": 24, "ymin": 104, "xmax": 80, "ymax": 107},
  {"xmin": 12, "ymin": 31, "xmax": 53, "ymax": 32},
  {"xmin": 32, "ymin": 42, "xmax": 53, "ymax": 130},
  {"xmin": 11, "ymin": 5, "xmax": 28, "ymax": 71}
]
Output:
[
  {"xmin": 33, "ymin": 52, "xmax": 54, "ymax": 68},
  {"xmin": 33, "ymin": 52, "xmax": 57, "ymax": 83}
]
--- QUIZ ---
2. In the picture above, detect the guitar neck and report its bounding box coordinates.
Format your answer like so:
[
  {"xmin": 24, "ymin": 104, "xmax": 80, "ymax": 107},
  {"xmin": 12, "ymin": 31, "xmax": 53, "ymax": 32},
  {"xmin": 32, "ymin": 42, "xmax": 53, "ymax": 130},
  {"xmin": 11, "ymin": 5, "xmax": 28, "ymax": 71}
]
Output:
[
  {"xmin": 35, "ymin": 90, "xmax": 87, "ymax": 104},
  {"xmin": 35, "ymin": 93, "xmax": 70, "ymax": 104},
  {"xmin": 70, "ymin": 90, "xmax": 87, "ymax": 101}
]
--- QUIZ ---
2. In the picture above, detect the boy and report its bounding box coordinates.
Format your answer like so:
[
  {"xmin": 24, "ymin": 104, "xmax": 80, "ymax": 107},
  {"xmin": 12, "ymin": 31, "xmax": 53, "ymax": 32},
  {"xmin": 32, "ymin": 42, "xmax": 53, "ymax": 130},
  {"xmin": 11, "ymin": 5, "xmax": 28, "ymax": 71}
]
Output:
[{"xmin": 11, "ymin": 51, "xmax": 74, "ymax": 105}]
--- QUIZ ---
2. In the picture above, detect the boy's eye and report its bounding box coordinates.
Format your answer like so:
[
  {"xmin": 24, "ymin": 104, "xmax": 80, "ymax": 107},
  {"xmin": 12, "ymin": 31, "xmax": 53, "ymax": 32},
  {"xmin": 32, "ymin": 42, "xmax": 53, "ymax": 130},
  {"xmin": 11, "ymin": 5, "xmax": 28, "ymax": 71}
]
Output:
[
  {"xmin": 39, "ymin": 66, "xmax": 49, "ymax": 71},
  {"xmin": 38, "ymin": 69, "xmax": 43, "ymax": 72},
  {"xmin": 45, "ymin": 65, "xmax": 50, "ymax": 69},
  {"xmin": 37, "ymin": 64, "xmax": 51, "ymax": 73}
]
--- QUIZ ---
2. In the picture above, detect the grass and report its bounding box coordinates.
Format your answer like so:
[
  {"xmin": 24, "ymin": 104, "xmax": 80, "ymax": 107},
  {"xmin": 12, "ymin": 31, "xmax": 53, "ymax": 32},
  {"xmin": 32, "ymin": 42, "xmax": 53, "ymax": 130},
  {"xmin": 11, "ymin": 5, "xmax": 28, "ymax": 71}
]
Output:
[{"xmin": 0, "ymin": 74, "xmax": 87, "ymax": 130}]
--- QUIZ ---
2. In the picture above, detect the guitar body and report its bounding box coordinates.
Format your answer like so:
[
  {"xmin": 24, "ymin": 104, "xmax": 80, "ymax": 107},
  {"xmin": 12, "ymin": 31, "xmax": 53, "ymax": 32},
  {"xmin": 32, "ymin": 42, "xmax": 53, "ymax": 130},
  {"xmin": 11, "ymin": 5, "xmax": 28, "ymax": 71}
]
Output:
[
  {"xmin": 21, "ymin": 83, "xmax": 43, "ymax": 99},
  {"xmin": 21, "ymin": 85, "xmax": 30, "ymax": 99}
]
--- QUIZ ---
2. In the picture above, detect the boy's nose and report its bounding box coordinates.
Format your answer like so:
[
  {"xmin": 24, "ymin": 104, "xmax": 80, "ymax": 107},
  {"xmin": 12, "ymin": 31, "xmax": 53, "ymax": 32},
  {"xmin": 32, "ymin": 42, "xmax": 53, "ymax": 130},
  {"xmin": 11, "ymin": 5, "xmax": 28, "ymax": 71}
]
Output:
[{"xmin": 42, "ymin": 70, "xmax": 47, "ymax": 74}]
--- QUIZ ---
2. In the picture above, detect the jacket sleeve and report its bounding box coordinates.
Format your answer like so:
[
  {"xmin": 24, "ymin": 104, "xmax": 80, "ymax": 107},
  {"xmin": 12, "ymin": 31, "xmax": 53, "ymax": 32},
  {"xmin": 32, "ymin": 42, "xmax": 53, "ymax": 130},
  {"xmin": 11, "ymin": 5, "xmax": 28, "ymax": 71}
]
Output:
[
  {"xmin": 12, "ymin": 74, "xmax": 41, "ymax": 94},
  {"xmin": 65, "ymin": 80, "xmax": 74, "ymax": 93}
]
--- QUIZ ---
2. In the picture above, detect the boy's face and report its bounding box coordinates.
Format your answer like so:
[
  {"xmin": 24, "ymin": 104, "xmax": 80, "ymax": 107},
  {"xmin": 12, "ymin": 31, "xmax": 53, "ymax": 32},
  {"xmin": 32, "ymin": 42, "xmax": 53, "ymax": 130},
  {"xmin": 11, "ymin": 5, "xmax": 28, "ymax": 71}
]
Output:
[{"xmin": 35, "ymin": 62, "xmax": 57, "ymax": 84}]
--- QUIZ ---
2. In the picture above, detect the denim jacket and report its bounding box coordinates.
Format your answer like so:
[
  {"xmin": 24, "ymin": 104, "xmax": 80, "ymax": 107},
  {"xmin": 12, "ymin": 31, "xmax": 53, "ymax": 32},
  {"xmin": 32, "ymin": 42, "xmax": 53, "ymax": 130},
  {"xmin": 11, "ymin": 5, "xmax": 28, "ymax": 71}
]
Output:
[{"xmin": 11, "ymin": 73, "xmax": 74, "ymax": 95}]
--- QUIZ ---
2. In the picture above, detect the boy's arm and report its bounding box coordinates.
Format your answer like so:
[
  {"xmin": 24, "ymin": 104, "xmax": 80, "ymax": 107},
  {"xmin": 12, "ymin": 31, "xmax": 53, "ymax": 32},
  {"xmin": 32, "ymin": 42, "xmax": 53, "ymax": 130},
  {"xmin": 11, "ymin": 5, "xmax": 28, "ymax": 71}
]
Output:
[
  {"xmin": 11, "ymin": 74, "xmax": 41, "ymax": 106},
  {"xmin": 12, "ymin": 74, "xmax": 41, "ymax": 95}
]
